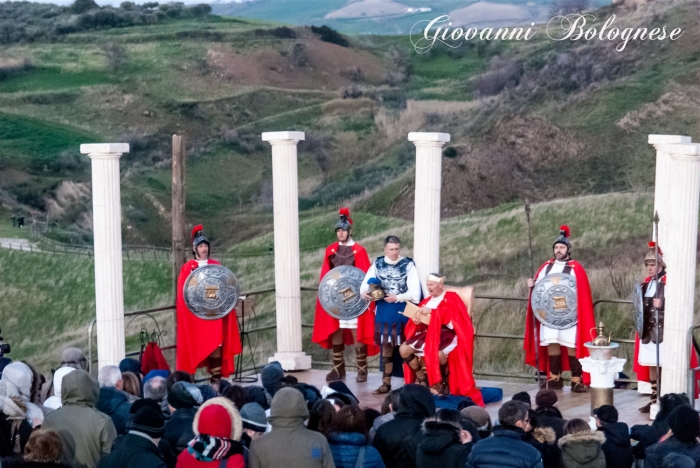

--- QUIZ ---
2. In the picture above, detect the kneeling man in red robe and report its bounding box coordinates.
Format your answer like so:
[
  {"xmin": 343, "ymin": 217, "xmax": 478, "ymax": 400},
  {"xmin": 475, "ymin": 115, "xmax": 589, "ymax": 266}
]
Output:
[
  {"xmin": 401, "ymin": 273, "xmax": 484, "ymax": 406},
  {"xmin": 176, "ymin": 225, "xmax": 241, "ymax": 382}
]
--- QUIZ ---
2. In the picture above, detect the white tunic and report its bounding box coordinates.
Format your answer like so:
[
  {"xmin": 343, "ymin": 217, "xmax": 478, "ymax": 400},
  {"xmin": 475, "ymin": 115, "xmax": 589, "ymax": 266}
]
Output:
[
  {"xmin": 538, "ymin": 261, "xmax": 578, "ymax": 348},
  {"xmin": 638, "ymin": 279, "xmax": 663, "ymax": 366},
  {"xmin": 408, "ymin": 292, "xmax": 458, "ymax": 357}
]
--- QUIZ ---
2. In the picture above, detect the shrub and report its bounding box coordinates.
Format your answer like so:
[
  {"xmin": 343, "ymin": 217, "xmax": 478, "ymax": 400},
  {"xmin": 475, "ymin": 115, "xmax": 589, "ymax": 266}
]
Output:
[
  {"xmin": 71, "ymin": 0, "xmax": 99, "ymax": 14},
  {"xmin": 310, "ymin": 25, "xmax": 349, "ymax": 47},
  {"xmin": 290, "ymin": 43, "xmax": 308, "ymax": 67},
  {"xmin": 443, "ymin": 147, "xmax": 458, "ymax": 159},
  {"xmin": 101, "ymin": 42, "xmax": 128, "ymax": 74}
]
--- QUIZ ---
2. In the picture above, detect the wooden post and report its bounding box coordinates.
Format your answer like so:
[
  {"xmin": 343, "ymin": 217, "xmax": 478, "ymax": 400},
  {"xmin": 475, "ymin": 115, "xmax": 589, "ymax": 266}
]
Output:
[{"xmin": 172, "ymin": 135, "xmax": 186, "ymax": 298}]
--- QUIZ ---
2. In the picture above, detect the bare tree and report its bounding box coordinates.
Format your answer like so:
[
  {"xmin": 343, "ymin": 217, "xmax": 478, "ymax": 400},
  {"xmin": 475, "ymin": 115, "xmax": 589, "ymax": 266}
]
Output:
[{"xmin": 101, "ymin": 42, "xmax": 128, "ymax": 74}]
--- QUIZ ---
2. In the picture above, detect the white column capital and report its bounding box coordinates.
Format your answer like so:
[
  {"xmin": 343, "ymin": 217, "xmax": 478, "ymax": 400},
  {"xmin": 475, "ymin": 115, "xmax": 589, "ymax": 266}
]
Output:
[
  {"xmin": 667, "ymin": 143, "xmax": 700, "ymax": 159},
  {"xmin": 262, "ymin": 131, "xmax": 305, "ymax": 144},
  {"xmin": 80, "ymin": 143, "xmax": 130, "ymax": 156},
  {"xmin": 648, "ymin": 134, "xmax": 691, "ymax": 148},
  {"xmin": 408, "ymin": 132, "xmax": 450, "ymax": 147},
  {"xmin": 580, "ymin": 357, "xmax": 626, "ymax": 388}
]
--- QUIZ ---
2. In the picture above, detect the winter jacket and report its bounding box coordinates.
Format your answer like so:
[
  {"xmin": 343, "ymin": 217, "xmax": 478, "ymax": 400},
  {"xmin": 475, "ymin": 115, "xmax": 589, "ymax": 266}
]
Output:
[
  {"xmin": 328, "ymin": 432, "xmax": 385, "ymax": 468},
  {"xmin": 598, "ymin": 422, "xmax": 633, "ymax": 468},
  {"xmin": 645, "ymin": 436, "xmax": 700, "ymax": 468},
  {"xmin": 97, "ymin": 432, "xmax": 167, "ymax": 468},
  {"xmin": 524, "ymin": 427, "xmax": 560, "ymax": 468},
  {"xmin": 368, "ymin": 413, "xmax": 394, "ymax": 442},
  {"xmin": 534, "ymin": 406, "xmax": 566, "ymax": 441},
  {"xmin": 0, "ymin": 362, "xmax": 34, "ymax": 457},
  {"xmin": 43, "ymin": 370, "xmax": 118, "ymax": 468},
  {"xmin": 249, "ymin": 387, "xmax": 335, "ymax": 468},
  {"xmin": 373, "ymin": 385, "xmax": 435, "ymax": 468},
  {"xmin": 96, "ymin": 386, "xmax": 132, "ymax": 435},
  {"xmin": 466, "ymin": 426, "xmax": 543, "ymax": 468},
  {"xmin": 558, "ymin": 431, "xmax": 606, "ymax": 468},
  {"xmin": 175, "ymin": 448, "xmax": 245, "ymax": 468},
  {"xmin": 631, "ymin": 420, "xmax": 668, "ymax": 460},
  {"xmin": 2, "ymin": 459, "xmax": 71, "ymax": 468},
  {"xmin": 416, "ymin": 420, "xmax": 471, "ymax": 468},
  {"xmin": 164, "ymin": 408, "xmax": 197, "ymax": 455}
]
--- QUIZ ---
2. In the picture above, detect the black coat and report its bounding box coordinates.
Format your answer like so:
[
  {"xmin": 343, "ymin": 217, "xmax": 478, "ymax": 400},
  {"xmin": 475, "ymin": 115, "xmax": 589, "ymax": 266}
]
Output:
[
  {"xmin": 416, "ymin": 421, "xmax": 471, "ymax": 468},
  {"xmin": 534, "ymin": 407, "xmax": 566, "ymax": 441},
  {"xmin": 466, "ymin": 426, "xmax": 544, "ymax": 468},
  {"xmin": 524, "ymin": 427, "xmax": 561, "ymax": 468},
  {"xmin": 96, "ymin": 387, "xmax": 131, "ymax": 435},
  {"xmin": 598, "ymin": 422, "xmax": 633, "ymax": 468},
  {"xmin": 372, "ymin": 385, "xmax": 435, "ymax": 468},
  {"xmin": 97, "ymin": 433, "xmax": 166, "ymax": 468},
  {"xmin": 163, "ymin": 407, "xmax": 196, "ymax": 454},
  {"xmin": 646, "ymin": 436, "xmax": 700, "ymax": 468},
  {"xmin": 0, "ymin": 412, "xmax": 32, "ymax": 458},
  {"xmin": 2, "ymin": 458, "xmax": 71, "ymax": 468},
  {"xmin": 630, "ymin": 420, "xmax": 668, "ymax": 460}
]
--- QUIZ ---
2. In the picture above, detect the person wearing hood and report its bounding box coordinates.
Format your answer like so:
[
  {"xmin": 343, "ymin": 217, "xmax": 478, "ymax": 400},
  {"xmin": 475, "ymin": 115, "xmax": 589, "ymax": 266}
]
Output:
[
  {"xmin": 373, "ymin": 384, "xmax": 435, "ymax": 468},
  {"xmin": 593, "ymin": 405, "xmax": 632, "ymax": 468},
  {"xmin": 97, "ymin": 406, "xmax": 167, "ymax": 468},
  {"xmin": 43, "ymin": 368, "xmax": 75, "ymax": 411},
  {"xmin": 557, "ymin": 419, "xmax": 605, "ymax": 468},
  {"xmin": 327, "ymin": 405, "xmax": 384, "ymax": 468},
  {"xmin": 249, "ymin": 387, "xmax": 334, "ymax": 468},
  {"xmin": 162, "ymin": 382, "xmax": 203, "ymax": 457},
  {"xmin": 416, "ymin": 409, "xmax": 471, "ymax": 468},
  {"xmin": 0, "ymin": 362, "xmax": 35, "ymax": 457},
  {"xmin": 95, "ymin": 365, "xmax": 132, "ymax": 435},
  {"xmin": 466, "ymin": 401, "xmax": 543, "ymax": 468},
  {"xmin": 646, "ymin": 405, "xmax": 700, "ymax": 468},
  {"xmin": 631, "ymin": 392, "xmax": 688, "ymax": 460},
  {"xmin": 176, "ymin": 397, "xmax": 245, "ymax": 468},
  {"xmin": 533, "ymin": 390, "xmax": 566, "ymax": 441},
  {"xmin": 41, "ymin": 348, "xmax": 89, "ymax": 403},
  {"xmin": 42, "ymin": 370, "xmax": 117, "ymax": 468}
]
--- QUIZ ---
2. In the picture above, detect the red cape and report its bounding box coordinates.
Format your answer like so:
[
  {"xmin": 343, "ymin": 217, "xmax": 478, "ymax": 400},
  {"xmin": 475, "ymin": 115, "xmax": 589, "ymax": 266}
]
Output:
[
  {"xmin": 633, "ymin": 276, "xmax": 699, "ymax": 396},
  {"xmin": 524, "ymin": 259, "xmax": 596, "ymax": 385},
  {"xmin": 404, "ymin": 292, "xmax": 485, "ymax": 407},
  {"xmin": 175, "ymin": 258, "xmax": 242, "ymax": 376},
  {"xmin": 311, "ymin": 242, "xmax": 379, "ymax": 356}
]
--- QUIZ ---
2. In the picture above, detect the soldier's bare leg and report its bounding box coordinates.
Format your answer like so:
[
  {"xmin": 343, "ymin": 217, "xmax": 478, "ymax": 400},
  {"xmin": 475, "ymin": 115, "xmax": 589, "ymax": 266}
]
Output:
[
  {"xmin": 399, "ymin": 343, "xmax": 427, "ymax": 386},
  {"xmin": 373, "ymin": 343, "xmax": 394, "ymax": 394},
  {"xmin": 208, "ymin": 346, "xmax": 222, "ymax": 383}
]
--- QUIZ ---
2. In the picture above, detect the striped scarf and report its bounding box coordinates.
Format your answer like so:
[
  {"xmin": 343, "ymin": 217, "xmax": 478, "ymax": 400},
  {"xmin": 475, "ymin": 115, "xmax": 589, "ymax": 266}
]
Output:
[{"xmin": 187, "ymin": 435, "xmax": 243, "ymax": 461}]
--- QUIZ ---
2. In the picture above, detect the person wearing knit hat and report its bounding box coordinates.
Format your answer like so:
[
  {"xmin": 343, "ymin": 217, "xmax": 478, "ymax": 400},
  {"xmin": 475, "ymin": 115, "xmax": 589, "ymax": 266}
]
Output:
[
  {"xmin": 176, "ymin": 223, "xmax": 242, "ymax": 384},
  {"xmin": 312, "ymin": 207, "xmax": 379, "ymax": 383},
  {"xmin": 460, "ymin": 406, "xmax": 493, "ymax": 440},
  {"xmin": 162, "ymin": 382, "xmax": 202, "ymax": 458},
  {"xmin": 97, "ymin": 406, "xmax": 167, "ymax": 468},
  {"xmin": 176, "ymin": 397, "xmax": 245, "ymax": 467},
  {"xmin": 261, "ymin": 361, "xmax": 284, "ymax": 397},
  {"xmin": 634, "ymin": 241, "xmax": 668, "ymax": 413},
  {"xmin": 239, "ymin": 402, "xmax": 267, "ymax": 459},
  {"xmin": 534, "ymin": 389, "xmax": 565, "ymax": 441},
  {"xmin": 524, "ymin": 225, "xmax": 596, "ymax": 393},
  {"xmin": 646, "ymin": 405, "xmax": 700, "ymax": 467}
]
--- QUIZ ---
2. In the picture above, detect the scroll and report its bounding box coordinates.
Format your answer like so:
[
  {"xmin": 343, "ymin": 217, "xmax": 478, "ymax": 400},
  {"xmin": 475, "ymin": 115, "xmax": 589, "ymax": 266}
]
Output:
[{"xmin": 401, "ymin": 302, "xmax": 430, "ymax": 325}]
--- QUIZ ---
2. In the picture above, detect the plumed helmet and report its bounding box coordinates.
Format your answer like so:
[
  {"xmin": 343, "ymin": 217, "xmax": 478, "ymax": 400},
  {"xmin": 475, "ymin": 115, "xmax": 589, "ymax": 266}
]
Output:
[
  {"xmin": 645, "ymin": 241, "xmax": 665, "ymax": 267},
  {"xmin": 335, "ymin": 207, "xmax": 353, "ymax": 232},
  {"xmin": 191, "ymin": 224, "xmax": 209, "ymax": 253},
  {"xmin": 552, "ymin": 225, "xmax": 570, "ymax": 249}
]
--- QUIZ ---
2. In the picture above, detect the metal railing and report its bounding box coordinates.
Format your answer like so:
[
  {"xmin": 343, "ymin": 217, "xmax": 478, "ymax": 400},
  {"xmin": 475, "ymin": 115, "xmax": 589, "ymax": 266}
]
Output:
[{"xmin": 89, "ymin": 288, "xmax": 650, "ymax": 384}]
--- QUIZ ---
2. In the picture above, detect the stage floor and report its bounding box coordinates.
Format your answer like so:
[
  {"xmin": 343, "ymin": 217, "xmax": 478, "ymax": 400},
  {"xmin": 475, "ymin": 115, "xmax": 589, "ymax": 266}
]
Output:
[{"xmin": 236, "ymin": 369, "xmax": 655, "ymax": 427}]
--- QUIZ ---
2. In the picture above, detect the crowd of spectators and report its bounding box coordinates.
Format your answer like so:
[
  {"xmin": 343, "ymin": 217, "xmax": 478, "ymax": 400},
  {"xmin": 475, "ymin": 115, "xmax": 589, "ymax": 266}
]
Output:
[{"xmin": 0, "ymin": 348, "xmax": 699, "ymax": 468}]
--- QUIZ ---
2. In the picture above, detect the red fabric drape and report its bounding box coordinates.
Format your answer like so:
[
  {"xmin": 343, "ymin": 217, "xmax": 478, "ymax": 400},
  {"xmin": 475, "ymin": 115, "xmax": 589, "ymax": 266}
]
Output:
[{"xmin": 141, "ymin": 342, "xmax": 170, "ymax": 375}]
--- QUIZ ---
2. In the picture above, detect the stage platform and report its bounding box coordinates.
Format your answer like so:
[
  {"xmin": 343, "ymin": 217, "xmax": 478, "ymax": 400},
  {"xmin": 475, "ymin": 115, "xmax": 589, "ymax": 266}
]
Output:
[{"xmin": 236, "ymin": 369, "xmax": 654, "ymax": 427}]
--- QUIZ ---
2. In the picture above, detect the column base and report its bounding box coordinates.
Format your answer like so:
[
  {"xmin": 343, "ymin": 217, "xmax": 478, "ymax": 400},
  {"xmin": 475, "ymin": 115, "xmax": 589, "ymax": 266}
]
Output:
[
  {"xmin": 650, "ymin": 402, "xmax": 660, "ymax": 420},
  {"xmin": 590, "ymin": 387, "xmax": 613, "ymax": 413},
  {"xmin": 270, "ymin": 352, "xmax": 312, "ymax": 371}
]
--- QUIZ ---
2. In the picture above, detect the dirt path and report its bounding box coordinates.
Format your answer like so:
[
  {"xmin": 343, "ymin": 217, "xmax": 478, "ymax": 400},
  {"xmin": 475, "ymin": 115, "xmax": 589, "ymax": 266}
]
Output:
[{"xmin": 0, "ymin": 238, "xmax": 40, "ymax": 252}]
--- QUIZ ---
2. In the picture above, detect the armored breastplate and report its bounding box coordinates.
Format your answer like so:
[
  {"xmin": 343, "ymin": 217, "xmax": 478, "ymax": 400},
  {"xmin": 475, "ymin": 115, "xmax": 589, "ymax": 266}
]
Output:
[
  {"xmin": 374, "ymin": 257, "xmax": 411, "ymax": 295},
  {"xmin": 330, "ymin": 245, "xmax": 355, "ymax": 268}
]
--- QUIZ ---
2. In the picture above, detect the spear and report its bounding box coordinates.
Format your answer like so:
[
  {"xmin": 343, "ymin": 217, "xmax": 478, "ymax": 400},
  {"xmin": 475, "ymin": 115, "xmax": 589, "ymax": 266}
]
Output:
[
  {"xmin": 525, "ymin": 200, "xmax": 541, "ymax": 385},
  {"xmin": 653, "ymin": 211, "xmax": 661, "ymax": 397}
]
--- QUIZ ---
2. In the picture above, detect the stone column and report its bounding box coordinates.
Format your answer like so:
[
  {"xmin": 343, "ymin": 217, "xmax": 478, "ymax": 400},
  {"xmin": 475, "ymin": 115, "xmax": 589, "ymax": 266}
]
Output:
[
  {"xmin": 409, "ymin": 132, "xmax": 450, "ymax": 294},
  {"xmin": 648, "ymin": 135, "xmax": 691, "ymax": 242},
  {"xmin": 262, "ymin": 132, "xmax": 312, "ymax": 371},
  {"xmin": 660, "ymin": 142, "xmax": 700, "ymax": 395},
  {"xmin": 81, "ymin": 143, "xmax": 129, "ymax": 371}
]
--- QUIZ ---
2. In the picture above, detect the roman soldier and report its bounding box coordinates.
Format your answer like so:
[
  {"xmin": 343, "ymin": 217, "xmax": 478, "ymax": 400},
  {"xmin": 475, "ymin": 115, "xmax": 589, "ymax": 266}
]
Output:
[
  {"xmin": 360, "ymin": 235, "xmax": 421, "ymax": 394},
  {"xmin": 401, "ymin": 273, "xmax": 484, "ymax": 406},
  {"xmin": 176, "ymin": 225, "xmax": 242, "ymax": 382},
  {"xmin": 312, "ymin": 208, "xmax": 379, "ymax": 382},
  {"xmin": 524, "ymin": 225, "xmax": 596, "ymax": 393},
  {"xmin": 634, "ymin": 241, "xmax": 666, "ymax": 413}
]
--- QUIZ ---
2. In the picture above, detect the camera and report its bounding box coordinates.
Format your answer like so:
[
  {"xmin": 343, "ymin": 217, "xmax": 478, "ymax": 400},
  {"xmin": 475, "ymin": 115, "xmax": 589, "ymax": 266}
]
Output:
[{"xmin": 0, "ymin": 329, "xmax": 11, "ymax": 357}]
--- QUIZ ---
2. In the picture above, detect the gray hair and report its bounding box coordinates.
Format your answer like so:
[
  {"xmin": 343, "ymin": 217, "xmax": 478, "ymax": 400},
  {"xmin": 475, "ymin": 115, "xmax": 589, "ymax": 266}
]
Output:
[
  {"xmin": 98, "ymin": 365, "xmax": 122, "ymax": 388},
  {"xmin": 144, "ymin": 376, "xmax": 167, "ymax": 401},
  {"xmin": 498, "ymin": 400, "xmax": 529, "ymax": 427}
]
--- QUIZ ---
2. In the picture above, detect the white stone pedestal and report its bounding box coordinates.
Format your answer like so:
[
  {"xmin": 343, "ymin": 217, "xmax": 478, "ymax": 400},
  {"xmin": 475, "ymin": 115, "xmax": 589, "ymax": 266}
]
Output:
[
  {"xmin": 81, "ymin": 143, "xmax": 129, "ymax": 371},
  {"xmin": 262, "ymin": 131, "xmax": 312, "ymax": 371},
  {"xmin": 580, "ymin": 357, "xmax": 626, "ymax": 389},
  {"xmin": 660, "ymin": 142, "xmax": 700, "ymax": 395},
  {"xmin": 408, "ymin": 132, "xmax": 450, "ymax": 294}
]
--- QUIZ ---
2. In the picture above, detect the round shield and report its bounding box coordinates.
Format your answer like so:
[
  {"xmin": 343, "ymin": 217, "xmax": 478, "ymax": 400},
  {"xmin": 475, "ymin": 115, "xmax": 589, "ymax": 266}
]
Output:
[
  {"xmin": 319, "ymin": 266, "xmax": 369, "ymax": 320},
  {"xmin": 530, "ymin": 272, "xmax": 578, "ymax": 330},
  {"xmin": 633, "ymin": 280, "xmax": 644, "ymax": 335},
  {"xmin": 183, "ymin": 264, "xmax": 240, "ymax": 320}
]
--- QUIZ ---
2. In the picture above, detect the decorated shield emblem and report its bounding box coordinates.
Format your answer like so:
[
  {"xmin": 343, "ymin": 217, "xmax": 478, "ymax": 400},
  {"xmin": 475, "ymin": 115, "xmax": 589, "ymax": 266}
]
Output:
[
  {"xmin": 633, "ymin": 280, "xmax": 644, "ymax": 335},
  {"xmin": 319, "ymin": 266, "xmax": 369, "ymax": 320},
  {"xmin": 530, "ymin": 272, "xmax": 578, "ymax": 330},
  {"xmin": 183, "ymin": 264, "xmax": 240, "ymax": 320}
]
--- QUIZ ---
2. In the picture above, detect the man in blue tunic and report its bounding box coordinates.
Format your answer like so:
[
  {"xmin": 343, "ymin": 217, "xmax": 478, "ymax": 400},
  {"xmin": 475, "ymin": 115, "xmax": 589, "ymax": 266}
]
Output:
[{"xmin": 361, "ymin": 235, "xmax": 421, "ymax": 394}]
